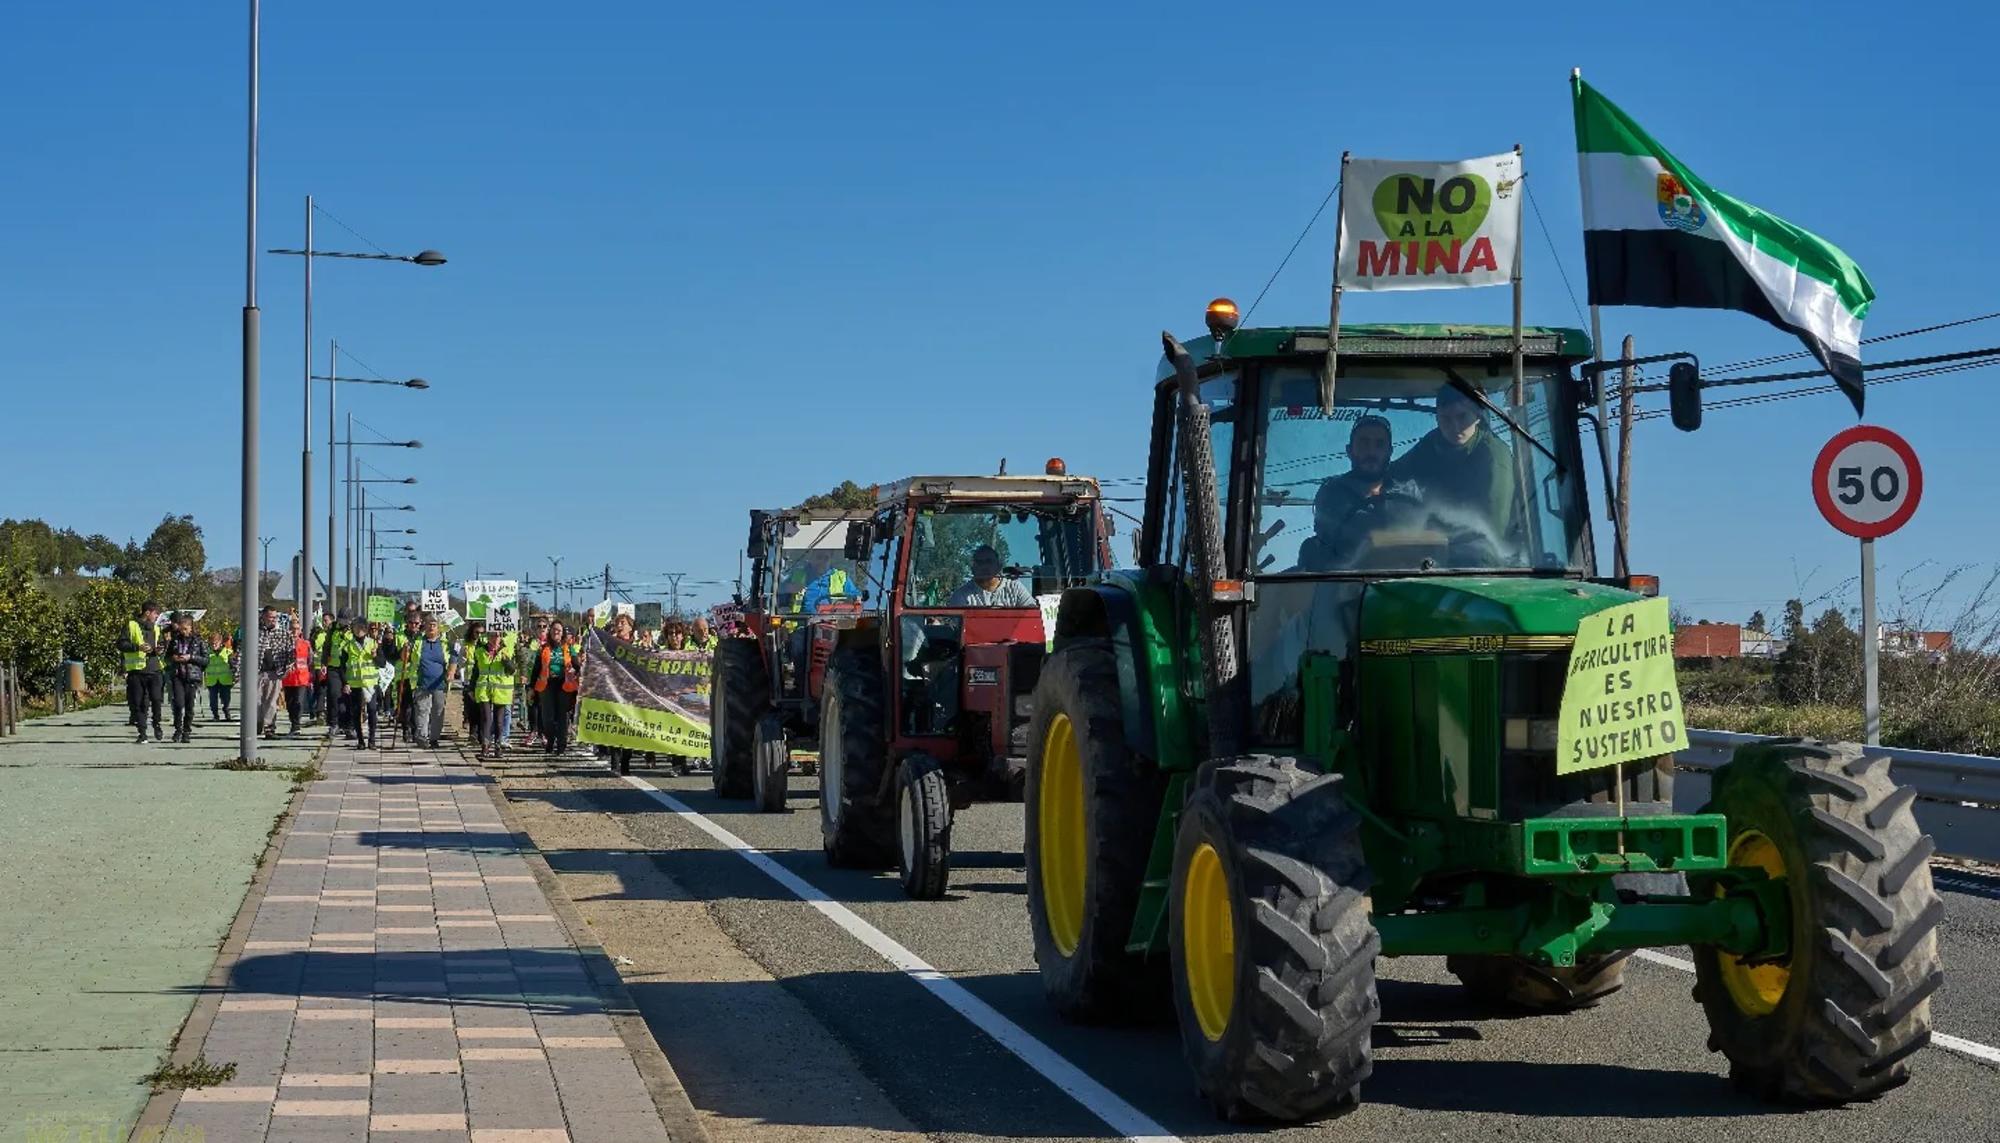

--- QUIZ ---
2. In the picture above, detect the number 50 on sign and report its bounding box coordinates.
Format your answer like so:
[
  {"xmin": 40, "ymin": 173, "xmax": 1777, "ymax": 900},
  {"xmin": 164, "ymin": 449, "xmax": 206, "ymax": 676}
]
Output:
[{"xmin": 1813, "ymin": 425, "xmax": 1923, "ymax": 539}]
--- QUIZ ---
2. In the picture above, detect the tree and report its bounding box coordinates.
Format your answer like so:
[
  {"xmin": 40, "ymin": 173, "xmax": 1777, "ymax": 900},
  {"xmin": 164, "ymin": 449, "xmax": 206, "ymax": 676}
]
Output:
[
  {"xmin": 80, "ymin": 534, "xmax": 120, "ymax": 575},
  {"xmin": 800, "ymin": 480, "xmax": 876, "ymax": 512},
  {"xmin": 1669, "ymin": 604, "xmax": 1693, "ymax": 629},
  {"xmin": 140, "ymin": 514, "xmax": 206, "ymax": 582},
  {"xmin": 1745, "ymin": 609, "xmax": 1768, "ymax": 634},
  {"xmin": 0, "ymin": 518, "xmax": 59, "ymax": 575}
]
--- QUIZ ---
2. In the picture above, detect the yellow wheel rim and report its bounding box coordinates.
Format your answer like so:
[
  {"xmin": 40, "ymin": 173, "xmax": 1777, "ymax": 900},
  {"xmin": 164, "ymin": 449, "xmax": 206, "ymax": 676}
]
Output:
[
  {"xmin": 1716, "ymin": 829, "xmax": 1792, "ymax": 1017},
  {"xmin": 1182, "ymin": 841, "xmax": 1236, "ymax": 1042},
  {"xmin": 1038, "ymin": 713, "xmax": 1087, "ymax": 957}
]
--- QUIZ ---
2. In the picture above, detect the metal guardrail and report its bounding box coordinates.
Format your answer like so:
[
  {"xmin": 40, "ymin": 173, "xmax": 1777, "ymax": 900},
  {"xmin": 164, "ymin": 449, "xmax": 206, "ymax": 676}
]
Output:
[{"xmin": 1678, "ymin": 728, "xmax": 2000, "ymax": 864}]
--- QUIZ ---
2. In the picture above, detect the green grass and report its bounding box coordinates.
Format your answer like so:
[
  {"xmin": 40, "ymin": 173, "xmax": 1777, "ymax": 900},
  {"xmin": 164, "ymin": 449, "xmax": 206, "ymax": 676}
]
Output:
[{"xmin": 143, "ymin": 1056, "xmax": 236, "ymax": 1091}]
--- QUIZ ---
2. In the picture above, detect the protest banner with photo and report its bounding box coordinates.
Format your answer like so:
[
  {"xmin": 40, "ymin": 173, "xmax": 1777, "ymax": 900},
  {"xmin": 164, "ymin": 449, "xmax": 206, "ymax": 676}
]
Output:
[
  {"xmin": 575, "ymin": 627, "xmax": 712, "ymax": 755},
  {"xmin": 463, "ymin": 580, "xmax": 519, "ymax": 628}
]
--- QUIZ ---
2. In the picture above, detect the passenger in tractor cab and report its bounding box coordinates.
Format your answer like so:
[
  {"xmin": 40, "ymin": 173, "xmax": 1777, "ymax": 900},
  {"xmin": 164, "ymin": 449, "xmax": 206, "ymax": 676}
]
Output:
[
  {"xmin": 947, "ymin": 545, "xmax": 1033, "ymax": 607},
  {"xmin": 1296, "ymin": 415, "xmax": 1393, "ymax": 571},
  {"xmin": 1388, "ymin": 383, "xmax": 1517, "ymax": 550}
]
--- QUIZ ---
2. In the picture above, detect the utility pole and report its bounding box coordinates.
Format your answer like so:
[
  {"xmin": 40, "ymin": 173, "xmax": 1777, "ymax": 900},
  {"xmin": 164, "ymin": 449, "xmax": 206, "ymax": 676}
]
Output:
[
  {"xmin": 258, "ymin": 536, "xmax": 276, "ymax": 597},
  {"xmin": 665, "ymin": 571, "xmax": 687, "ymax": 617},
  {"xmin": 547, "ymin": 556, "xmax": 563, "ymax": 613},
  {"xmin": 602, "ymin": 563, "xmax": 612, "ymax": 605},
  {"xmin": 418, "ymin": 560, "xmax": 452, "ymax": 589},
  {"xmin": 1614, "ymin": 333, "xmax": 1636, "ymax": 577}
]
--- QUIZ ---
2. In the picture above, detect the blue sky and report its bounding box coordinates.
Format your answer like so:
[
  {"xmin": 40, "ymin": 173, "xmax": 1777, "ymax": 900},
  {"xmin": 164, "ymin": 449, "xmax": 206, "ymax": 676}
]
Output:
[{"xmin": 5, "ymin": 2, "xmax": 1995, "ymax": 623}]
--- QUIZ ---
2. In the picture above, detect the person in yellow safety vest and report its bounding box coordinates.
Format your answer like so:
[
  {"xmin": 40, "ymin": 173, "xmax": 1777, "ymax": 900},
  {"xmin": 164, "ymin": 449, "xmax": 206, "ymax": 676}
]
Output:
[
  {"xmin": 119, "ymin": 600, "xmax": 166, "ymax": 743},
  {"xmin": 689, "ymin": 616, "xmax": 720, "ymax": 653},
  {"xmin": 204, "ymin": 632, "xmax": 236, "ymax": 721},
  {"xmin": 395, "ymin": 608, "xmax": 424, "ymax": 739},
  {"xmin": 340, "ymin": 616, "xmax": 383, "ymax": 749},
  {"xmin": 323, "ymin": 616, "xmax": 354, "ymax": 739},
  {"xmin": 471, "ymin": 628, "xmax": 516, "ymax": 761}
]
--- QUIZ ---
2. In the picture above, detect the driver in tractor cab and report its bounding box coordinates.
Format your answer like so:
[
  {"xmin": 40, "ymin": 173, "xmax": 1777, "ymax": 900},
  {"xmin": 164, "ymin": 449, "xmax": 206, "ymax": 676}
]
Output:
[
  {"xmin": 799, "ymin": 561, "xmax": 863, "ymax": 615},
  {"xmin": 1388, "ymin": 382, "xmax": 1518, "ymax": 543},
  {"xmin": 1297, "ymin": 414, "xmax": 1392, "ymax": 571},
  {"xmin": 948, "ymin": 544, "xmax": 1033, "ymax": 607}
]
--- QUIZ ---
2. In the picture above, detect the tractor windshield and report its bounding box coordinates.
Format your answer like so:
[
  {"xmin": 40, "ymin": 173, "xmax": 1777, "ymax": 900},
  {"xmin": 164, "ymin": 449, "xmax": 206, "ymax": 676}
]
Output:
[
  {"xmin": 904, "ymin": 501, "xmax": 1100, "ymax": 608},
  {"xmin": 1252, "ymin": 362, "xmax": 1587, "ymax": 576},
  {"xmin": 774, "ymin": 518, "xmax": 867, "ymax": 614}
]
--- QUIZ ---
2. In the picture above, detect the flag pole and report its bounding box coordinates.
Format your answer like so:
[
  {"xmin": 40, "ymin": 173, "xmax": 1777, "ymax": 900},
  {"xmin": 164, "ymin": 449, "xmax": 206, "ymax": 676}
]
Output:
[
  {"xmin": 1510, "ymin": 144, "xmax": 1525, "ymax": 410},
  {"xmin": 1321, "ymin": 151, "xmax": 1350, "ymax": 413},
  {"xmin": 1573, "ymin": 67, "xmax": 1621, "ymax": 564}
]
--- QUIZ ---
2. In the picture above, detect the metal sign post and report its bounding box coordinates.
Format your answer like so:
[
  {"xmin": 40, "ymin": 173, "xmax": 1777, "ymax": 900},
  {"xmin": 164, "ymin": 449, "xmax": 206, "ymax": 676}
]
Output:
[{"xmin": 1812, "ymin": 425, "xmax": 1924, "ymax": 747}]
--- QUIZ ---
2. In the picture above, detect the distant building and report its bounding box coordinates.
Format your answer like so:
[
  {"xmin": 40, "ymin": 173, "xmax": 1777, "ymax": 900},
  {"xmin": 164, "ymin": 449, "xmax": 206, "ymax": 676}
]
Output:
[
  {"xmin": 1674, "ymin": 624, "xmax": 1786, "ymax": 660},
  {"xmin": 1881, "ymin": 626, "xmax": 1952, "ymax": 660}
]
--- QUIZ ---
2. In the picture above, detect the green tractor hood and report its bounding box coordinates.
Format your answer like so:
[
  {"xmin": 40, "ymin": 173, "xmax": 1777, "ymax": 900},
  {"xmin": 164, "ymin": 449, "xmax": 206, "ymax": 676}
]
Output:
[{"xmin": 1359, "ymin": 577, "xmax": 1641, "ymax": 646}]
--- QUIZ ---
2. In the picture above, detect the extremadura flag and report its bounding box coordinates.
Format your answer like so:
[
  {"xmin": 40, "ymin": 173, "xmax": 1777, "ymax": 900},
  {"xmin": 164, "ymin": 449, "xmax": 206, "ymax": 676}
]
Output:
[{"xmin": 1572, "ymin": 75, "xmax": 1874, "ymax": 413}]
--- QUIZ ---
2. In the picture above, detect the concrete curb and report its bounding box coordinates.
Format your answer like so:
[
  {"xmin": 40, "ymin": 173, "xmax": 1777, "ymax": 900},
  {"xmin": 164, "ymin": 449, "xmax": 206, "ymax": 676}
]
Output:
[
  {"xmin": 474, "ymin": 742, "xmax": 715, "ymax": 1143},
  {"xmin": 128, "ymin": 737, "xmax": 328, "ymax": 1143}
]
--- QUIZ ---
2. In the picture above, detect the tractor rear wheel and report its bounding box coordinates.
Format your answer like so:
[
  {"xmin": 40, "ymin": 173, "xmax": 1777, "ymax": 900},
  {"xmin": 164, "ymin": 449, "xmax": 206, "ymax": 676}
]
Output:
[
  {"xmin": 752, "ymin": 712, "xmax": 789, "ymax": 813},
  {"xmin": 819, "ymin": 648, "xmax": 895, "ymax": 867},
  {"xmin": 1024, "ymin": 638, "xmax": 1167, "ymax": 1022},
  {"xmin": 710, "ymin": 638, "xmax": 766, "ymax": 799},
  {"xmin": 1169, "ymin": 755, "xmax": 1379, "ymax": 1122},
  {"xmin": 1693, "ymin": 739, "xmax": 1943, "ymax": 1103},
  {"xmin": 895, "ymin": 753, "xmax": 952, "ymax": 899}
]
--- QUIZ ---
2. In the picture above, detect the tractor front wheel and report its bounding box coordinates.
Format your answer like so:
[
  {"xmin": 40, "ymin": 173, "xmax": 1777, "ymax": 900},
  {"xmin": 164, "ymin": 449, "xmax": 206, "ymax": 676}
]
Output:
[
  {"xmin": 1024, "ymin": 638, "xmax": 1166, "ymax": 1022},
  {"xmin": 752, "ymin": 712, "xmax": 789, "ymax": 813},
  {"xmin": 1694, "ymin": 739, "xmax": 1943, "ymax": 1103},
  {"xmin": 1169, "ymin": 755, "xmax": 1379, "ymax": 1122},
  {"xmin": 895, "ymin": 753, "xmax": 952, "ymax": 899},
  {"xmin": 709, "ymin": 638, "xmax": 766, "ymax": 799}
]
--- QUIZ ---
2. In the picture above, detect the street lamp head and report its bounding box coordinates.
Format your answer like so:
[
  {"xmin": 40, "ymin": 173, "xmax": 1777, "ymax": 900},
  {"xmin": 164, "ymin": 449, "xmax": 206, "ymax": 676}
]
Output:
[
  {"xmin": 405, "ymin": 440, "xmax": 423, "ymax": 449},
  {"xmin": 411, "ymin": 250, "xmax": 448, "ymax": 267},
  {"xmin": 405, "ymin": 378, "xmax": 430, "ymax": 390},
  {"xmin": 401, "ymin": 477, "xmax": 418, "ymax": 484}
]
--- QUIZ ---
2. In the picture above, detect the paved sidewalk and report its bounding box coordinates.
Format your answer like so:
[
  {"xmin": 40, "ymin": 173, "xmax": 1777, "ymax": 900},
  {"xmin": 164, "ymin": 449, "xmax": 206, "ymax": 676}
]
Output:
[
  {"xmin": 158, "ymin": 735, "xmax": 703, "ymax": 1143},
  {"xmin": 0, "ymin": 703, "xmax": 314, "ymax": 1143}
]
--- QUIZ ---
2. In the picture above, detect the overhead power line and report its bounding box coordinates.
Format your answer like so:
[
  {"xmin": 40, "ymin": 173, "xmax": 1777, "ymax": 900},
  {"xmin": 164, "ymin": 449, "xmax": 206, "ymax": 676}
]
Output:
[{"xmin": 1707, "ymin": 308, "xmax": 2000, "ymax": 375}]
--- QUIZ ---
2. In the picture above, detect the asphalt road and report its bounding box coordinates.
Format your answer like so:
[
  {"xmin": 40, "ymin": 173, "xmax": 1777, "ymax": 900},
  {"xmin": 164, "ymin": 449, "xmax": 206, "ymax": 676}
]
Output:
[{"xmin": 501, "ymin": 755, "xmax": 2000, "ymax": 1143}]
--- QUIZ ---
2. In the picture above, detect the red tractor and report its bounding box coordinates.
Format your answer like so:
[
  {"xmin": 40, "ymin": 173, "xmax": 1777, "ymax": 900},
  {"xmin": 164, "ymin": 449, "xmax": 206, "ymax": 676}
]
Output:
[{"xmin": 711, "ymin": 468, "xmax": 1111, "ymax": 897}]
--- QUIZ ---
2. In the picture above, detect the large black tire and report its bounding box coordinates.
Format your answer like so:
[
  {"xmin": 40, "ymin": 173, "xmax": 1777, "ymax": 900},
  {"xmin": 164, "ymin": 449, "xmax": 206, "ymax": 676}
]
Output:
[
  {"xmin": 752, "ymin": 712, "xmax": 789, "ymax": 813},
  {"xmin": 895, "ymin": 753, "xmax": 953, "ymax": 899},
  {"xmin": 819, "ymin": 648, "xmax": 895, "ymax": 867},
  {"xmin": 1023, "ymin": 638, "xmax": 1168, "ymax": 1022},
  {"xmin": 1169, "ymin": 756, "xmax": 1378, "ymax": 1122},
  {"xmin": 1447, "ymin": 871, "xmax": 1688, "ymax": 1012},
  {"xmin": 1693, "ymin": 739, "xmax": 1943, "ymax": 1103},
  {"xmin": 710, "ymin": 638, "xmax": 766, "ymax": 799}
]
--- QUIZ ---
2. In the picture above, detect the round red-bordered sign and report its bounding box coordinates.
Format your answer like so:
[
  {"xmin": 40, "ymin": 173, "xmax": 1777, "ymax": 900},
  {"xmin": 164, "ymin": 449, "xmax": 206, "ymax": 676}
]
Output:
[{"xmin": 1812, "ymin": 425, "xmax": 1923, "ymax": 540}]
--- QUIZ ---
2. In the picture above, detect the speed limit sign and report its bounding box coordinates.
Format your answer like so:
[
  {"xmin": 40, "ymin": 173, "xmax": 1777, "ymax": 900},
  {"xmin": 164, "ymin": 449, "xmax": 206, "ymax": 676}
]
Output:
[{"xmin": 1812, "ymin": 425, "xmax": 1923, "ymax": 539}]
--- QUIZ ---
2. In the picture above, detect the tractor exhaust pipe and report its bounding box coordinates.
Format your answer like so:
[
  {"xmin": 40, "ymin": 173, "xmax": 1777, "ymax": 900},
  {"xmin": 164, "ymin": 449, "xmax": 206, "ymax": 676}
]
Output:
[{"xmin": 1163, "ymin": 331, "xmax": 1247, "ymax": 762}]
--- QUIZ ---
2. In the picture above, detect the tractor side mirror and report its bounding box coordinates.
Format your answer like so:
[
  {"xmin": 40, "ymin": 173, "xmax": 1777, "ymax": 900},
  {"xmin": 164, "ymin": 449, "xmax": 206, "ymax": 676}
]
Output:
[
  {"xmin": 747, "ymin": 511, "xmax": 770, "ymax": 560},
  {"xmin": 1668, "ymin": 362, "xmax": 1703, "ymax": 432},
  {"xmin": 843, "ymin": 521, "xmax": 874, "ymax": 560}
]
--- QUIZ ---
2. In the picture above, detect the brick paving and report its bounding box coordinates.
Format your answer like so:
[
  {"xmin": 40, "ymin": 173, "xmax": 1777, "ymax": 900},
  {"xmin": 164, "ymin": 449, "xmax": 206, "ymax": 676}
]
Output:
[{"xmin": 164, "ymin": 740, "xmax": 681, "ymax": 1143}]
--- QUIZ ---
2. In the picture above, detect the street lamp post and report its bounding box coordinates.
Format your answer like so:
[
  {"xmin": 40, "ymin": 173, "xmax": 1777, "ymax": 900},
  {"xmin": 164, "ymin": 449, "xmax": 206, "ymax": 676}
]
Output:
[
  {"xmin": 547, "ymin": 556, "xmax": 564, "ymax": 613},
  {"xmin": 269, "ymin": 203, "xmax": 443, "ymax": 646},
  {"xmin": 349, "ymin": 487, "xmax": 416, "ymax": 609},
  {"xmin": 318, "ymin": 361, "xmax": 424, "ymax": 615},
  {"xmin": 239, "ymin": 0, "xmax": 261, "ymax": 765},
  {"xmin": 336, "ymin": 418, "xmax": 419, "ymax": 613}
]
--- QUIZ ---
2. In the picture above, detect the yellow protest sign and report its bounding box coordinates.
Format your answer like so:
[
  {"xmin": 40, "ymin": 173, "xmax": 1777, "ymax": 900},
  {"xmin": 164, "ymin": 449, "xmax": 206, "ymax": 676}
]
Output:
[{"xmin": 1556, "ymin": 597, "xmax": 1686, "ymax": 775}]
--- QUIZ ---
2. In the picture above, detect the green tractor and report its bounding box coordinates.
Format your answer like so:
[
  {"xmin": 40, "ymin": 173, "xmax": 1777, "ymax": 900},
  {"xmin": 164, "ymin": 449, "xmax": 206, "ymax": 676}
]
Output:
[{"xmin": 1025, "ymin": 303, "xmax": 1944, "ymax": 1121}]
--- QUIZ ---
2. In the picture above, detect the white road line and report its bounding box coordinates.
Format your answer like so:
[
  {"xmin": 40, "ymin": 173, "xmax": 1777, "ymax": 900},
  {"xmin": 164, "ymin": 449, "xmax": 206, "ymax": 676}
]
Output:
[
  {"xmin": 618, "ymin": 774, "xmax": 1184, "ymax": 1143},
  {"xmin": 1630, "ymin": 950, "xmax": 2000, "ymax": 1067}
]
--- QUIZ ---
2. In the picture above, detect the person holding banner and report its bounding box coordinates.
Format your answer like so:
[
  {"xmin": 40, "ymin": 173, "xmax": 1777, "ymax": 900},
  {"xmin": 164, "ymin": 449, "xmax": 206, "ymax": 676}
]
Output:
[
  {"xmin": 690, "ymin": 616, "xmax": 718, "ymax": 653},
  {"xmin": 531, "ymin": 621, "xmax": 581, "ymax": 755}
]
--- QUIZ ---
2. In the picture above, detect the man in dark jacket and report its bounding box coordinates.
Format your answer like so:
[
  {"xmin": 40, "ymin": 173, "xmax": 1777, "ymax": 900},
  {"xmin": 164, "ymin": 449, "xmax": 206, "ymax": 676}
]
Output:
[
  {"xmin": 255, "ymin": 607, "xmax": 290, "ymax": 739},
  {"xmin": 1389, "ymin": 383, "xmax": 1518, "ymax": 556},
  {"xmin": 119, "ymin": 601, "xmax": 166, "ymax": 743},
  {"xmin": 161, "ymin": 611, "xmax": 209, "ymax": 743}
]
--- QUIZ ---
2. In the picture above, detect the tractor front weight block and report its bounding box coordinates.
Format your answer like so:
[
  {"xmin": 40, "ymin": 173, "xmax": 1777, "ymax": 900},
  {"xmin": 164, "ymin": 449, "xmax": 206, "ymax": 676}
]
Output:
[{"xmin": 1519, "ymin": 812, "xmax": 1727, "ymax": 877}]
